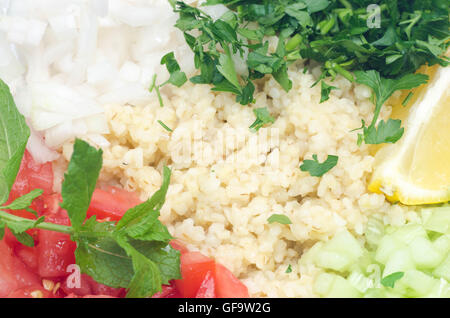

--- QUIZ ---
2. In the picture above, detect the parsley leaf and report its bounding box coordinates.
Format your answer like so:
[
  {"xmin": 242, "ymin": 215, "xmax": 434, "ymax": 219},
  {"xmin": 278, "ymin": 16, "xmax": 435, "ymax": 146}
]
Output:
[
  {"xmin": 320, "ymin": 80, "xmax": 338, "ymax": 103},
  {"xmin": 354, "ymin": 70, "xmax": 428, "ymax": 144},
  {"xmin": 300, "ymin": 154, "xmax": 338, "ymax": 177},
  {"xmin": 160, "ymin": 52, "xmax": 188, "ymax": 88},
  {"xmin": 267, "ymin": 214, "xmax": 292, "ymax": 225},
  {"xmin": 249, "ymin": 107, "xmax": 275, "ymax": 131},
  {"xmin": 381, "ymin": 272, "xmax": 404, "ymax": 288}
]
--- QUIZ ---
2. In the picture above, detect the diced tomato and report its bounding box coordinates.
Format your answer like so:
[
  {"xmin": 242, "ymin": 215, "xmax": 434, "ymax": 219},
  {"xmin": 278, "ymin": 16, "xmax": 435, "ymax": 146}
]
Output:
[
  {"xmin": 87, "ymin": 187, "xmax": 142, "ymax": 221},
  {"xmin": 6, "ymin": 150, "xmax": 54, "ymax": 219},
  {"xmin": 65, "ymin": 293, "xmax": 116, "ymax": 298},
  {"xmin": 11, "ymin": 150, "xmax": 53, "ymax": 198},
  {"xmin": 170, "ymin": 239, "xmax": 189, "ymax": 254},
  {"xmin": 195, "ymin": 271, "xmax": 216, "ymax": 298},
  {"xmin": 174, "ymin": 251, "xmax": 216, "ymax": 298},
  {"xmin": 84, "ymin": 275, "xmax": 125, "ymax": 297},
  {"xmin": 152, "ymin": 282, "xmax": 181, "ymax": 298},
  {"xmin": 14, "ymin": 244, "xmax": 39, "ymax": 272},
  {"xmin": 61, "ymin": 273, "xmax": 93, "ymax": 297},
  {"xmin": 0, "ymin": 240, "xmax": 41, "ymax": 297},
  {"xmin": 214, "ymin": 264, "xmax": 249, "ymax": 298},
  {"xmin": 37, "ymin": 209, "xmax": 76, "ymax": 278},
  {"xmin": 6, "ymin": 285, "xmax": 56, "ymax": 298}
]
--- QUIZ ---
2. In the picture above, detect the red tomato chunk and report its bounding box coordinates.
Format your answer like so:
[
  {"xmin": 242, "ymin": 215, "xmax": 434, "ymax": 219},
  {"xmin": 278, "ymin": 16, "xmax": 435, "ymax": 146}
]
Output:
[{"xmin": 1, "ymin": 152, "xmax": 249, "ymax": 299}]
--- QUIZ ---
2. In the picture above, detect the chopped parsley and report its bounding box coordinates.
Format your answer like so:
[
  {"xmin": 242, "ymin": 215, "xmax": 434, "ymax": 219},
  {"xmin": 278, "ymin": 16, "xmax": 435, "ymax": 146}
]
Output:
[
  {"xmin": 166, "ymin": 0, "xmax": 449, "ymax": 146},
  {"xmin": 268, "ymin": 214, "xmax": 292, "ymax": 225},
  {"xmin": 249, "ymin": 107, "xmax": 275, "ymax": 131},
  {"xmin": 381, "ymin": 272, "xmax": 405, "ymax": 288},
  {"xmin": 300, "ymin": 154, "xmax": 338, "ymax": 177}
]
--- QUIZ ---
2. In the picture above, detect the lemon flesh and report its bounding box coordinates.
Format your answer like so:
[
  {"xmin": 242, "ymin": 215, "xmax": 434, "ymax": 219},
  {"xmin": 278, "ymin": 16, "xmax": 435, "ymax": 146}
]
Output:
[{"xmin": 369, "ymin": 65, "xmax": 450, "ymax": 205}]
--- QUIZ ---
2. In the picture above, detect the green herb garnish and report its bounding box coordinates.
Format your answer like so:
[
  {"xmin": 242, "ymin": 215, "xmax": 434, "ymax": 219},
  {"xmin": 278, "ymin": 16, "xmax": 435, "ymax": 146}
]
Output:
[
  {"xmin": 249, "ymin": 107, "xmax": 275, "ymax": 131},
  {"xmin": 381, "ymin": 272, "xmax": 404, "ymax": 288},
  {"xmin": 0, "ymin": 80, "xmax": 181, "ymax": 298},
  {"xmin": 300, "ymin": 154, "xmax": 338, "ymax": 177},
  {"xmin": 268, "ymin": 214, "xmax": 292, "ymax": 225},
  {"xmin": 167, "ymin": 0, "xmax": 449, "ymax": 146}
]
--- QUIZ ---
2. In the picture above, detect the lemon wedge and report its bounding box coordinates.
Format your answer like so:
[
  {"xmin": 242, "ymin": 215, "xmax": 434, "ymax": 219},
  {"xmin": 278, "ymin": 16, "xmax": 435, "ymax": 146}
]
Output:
[{"xmin": 368, "ymin": 65, "xmax": 450, "ymax": 205}]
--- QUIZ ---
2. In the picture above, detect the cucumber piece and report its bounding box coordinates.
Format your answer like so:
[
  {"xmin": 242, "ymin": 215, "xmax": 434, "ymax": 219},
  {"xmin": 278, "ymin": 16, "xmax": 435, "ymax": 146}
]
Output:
[
  {"xmin": 365, "ymin": 216, "xmax": 385, "ymax": 247},
  {"xmin": 327, "ymin": 276, "xmax": 361, "ymax": 298},
  {"xmin": 433, "ymin": 254, "xmax": 450, "ymax": 281},
  {"xmin": 314, "ymin": 230, "xmax": 364, "ymax": 273},
  {"xmin": 410, "ymin": 236, "xmax": 445, "ymax": 269},
  {"xmin": 391, "ymin": 224, "xmax": 428, "ymax": 244},
  {"xmin": 313, "ymin": 272, "xmax": 335, "ymax": 296},
  {"xmin": 422, "ymin": 206, "xmax": 450, "ymax": 234},
  {"xmin": 315, "ymin": 249, "xmax": 352, "ymax": 272},
  {"xmin": 375, "ymin": 235, "xmax": 405, "ymax": 264},
  {"xmin": 399, "ymin": 270, "xmax": 438, "ymax": 297},
  {"xmin": 347, "ymin": 270, "xmax": 374, "ymax": 293},
  {"xmin": 383, "ymin": 248, "xmax": 415, "ymax": 277}
]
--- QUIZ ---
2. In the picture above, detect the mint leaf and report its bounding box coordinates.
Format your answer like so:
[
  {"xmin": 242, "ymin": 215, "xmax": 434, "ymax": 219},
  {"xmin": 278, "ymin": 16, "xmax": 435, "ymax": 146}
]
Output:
[
  {"xmin": 249, "ymin": 107, "xmax": 275, "ymax": 132},
  {"xmin": 300, "ymin": 154, "xmax": 338, "ymax": 177},
  {"xmin": 267, "ymin": 214, "xmax": 292, "ymax": 225},
  {"xmin": 381, "ymin": 272, "xmax": 404, "ymax": 288},
  {"xmin": 60, "ymin": 139, "xmax": 103, "ymax": 230},
  {"xmin": 116, "ymin": 167, "xmax": 171, "ymax": 236},
  {"xmin": 1, "ymin": 189, "xmax": 43, "ymax": 211},
  {"xmin": 0, "ymin": 79, "xmax": 31, "ymax": 205}
]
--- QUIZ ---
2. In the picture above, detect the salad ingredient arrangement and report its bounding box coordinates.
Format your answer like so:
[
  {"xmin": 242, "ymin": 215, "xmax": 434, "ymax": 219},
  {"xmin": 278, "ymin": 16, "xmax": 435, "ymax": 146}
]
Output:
[
  {"xmin": 369, "ymin": 65, "xmax": 450, "ymax": 205},
  {"xmin": 302, "ymin": 205, "xmax": 450, "ymax": 298},
  {"xmin": 0, "ymin": 79, "xmax": 181, "ymax": 298},
  {"xmin": 165, "ymin": 0, "xmax": 449, "ymax": 146}
]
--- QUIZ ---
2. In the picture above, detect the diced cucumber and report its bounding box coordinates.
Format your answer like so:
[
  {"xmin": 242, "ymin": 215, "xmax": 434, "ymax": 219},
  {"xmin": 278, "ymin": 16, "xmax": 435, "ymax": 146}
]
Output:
[
  {"xmin": 299, "ymin": 241, "xmax": 325, "ymax": 266},
  {"xmin": 391, "ymin": 224, "xmax": 428, "ymax": 244},
  {"xmin": 433, "ymin": 254, "xmax": 450, "ymax": 281},
  {"xmin": 314, "ymin": 230, "xmax": 364, "ymax": 273},
  {"xmin": 409, "ymin": 236, "xmax": 445, "ymax": 269},
  {"xmin": 422, "ymin": 206, "xmax": 450, "ymax": 234},
  {"xmin": 432, "ymin": 234, "xmax": 449, "ymax": 255},
  {"xmin": 382, "ymin": 248, "xmax": 415, "ymax": 277},
  {"xmin": 327, "ymin": 276, "xmax": 361, "ymax": 298},
  {"xmin": 347, "ymin": 270, "xmax": 374, "ymax": 293},
  {"xmin": 399, "ymin": 270, "xmax": 438, "ymax": 297},
  {"xmin": 313, "ymin": 272, "xmax": 335, "ymax": 296},
  {"xmin": 323, "ymin": 230, "xmax": 365, "ymax": 260},
  {"xmin": 365, "ymin": 216, "xmax": 385, "ymax": 247},
  {"xmin": 375, "ymin": 235, "xmax": 405, "ymax": 264},
  {"xmin": 309, "ymin": 206, "xmax": 450, "ymax": 298},
  {"xmin": 315, "ymin": 249, "xmax": 353, "ymax": 272}
]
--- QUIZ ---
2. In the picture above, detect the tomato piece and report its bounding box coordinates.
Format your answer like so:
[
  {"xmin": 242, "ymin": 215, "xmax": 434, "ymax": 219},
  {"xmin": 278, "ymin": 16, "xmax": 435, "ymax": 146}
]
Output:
[
  {"xmin": 14, "ymin": 244, "xmax": 39, "ymax": 272},
  {"xmin": 11, "ymin": 150, "xmax": 53, "ymax": 198},
  {"xmin": 7, "ymin": 285, "xmax": 55, "ymax": 298},
  {"xmin": 152, "ymin": 282, "xmax": 181, "ymax": 298},
  {"xmin": 174, "ymin": 252, "xmax": 216, "ymax": 298},
  {"xmin": 214, "ymin": 264, "xmax": 249, "ymax": 298},
  {"xmin": 37, "ymin": 208, "xmax": 76, "ymax": 278},
  {"xmin": 87, "ymin": 187, "xmax": 142, "ymax": 221},
  {"xmin": 6, "ymin": 150, "xmax": 54, "ymax": 219},
  {"xmin": 85, "ymin": 275, "xmax": 125, "ymax": 297},
  {"xmin": 0, "ymin": 240, "xmax": 41, "ymax": 297},
  {"xmin": 61, "ymin": 274, "xmax": 93, "ymax": 297},
  {"xmin": 195, "ymin": 271, "xmax": 216, "ymax": 298},
  {"xmin": 170, "ymin": 239, "xmax": 189, "ymax": 254}
]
